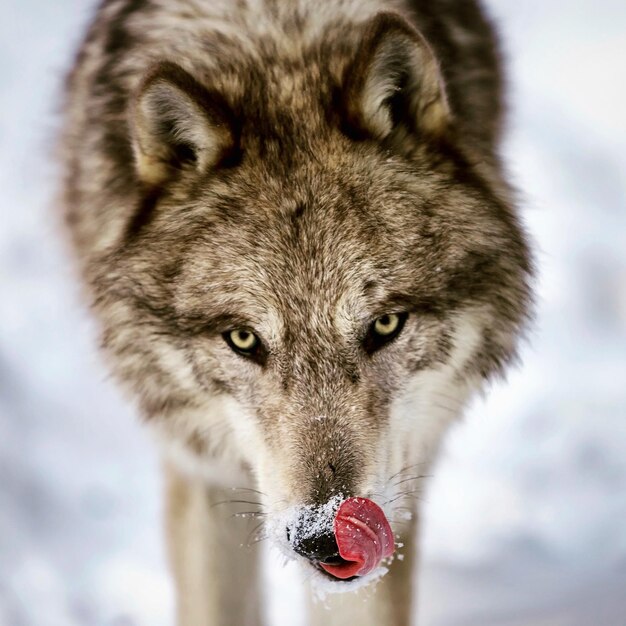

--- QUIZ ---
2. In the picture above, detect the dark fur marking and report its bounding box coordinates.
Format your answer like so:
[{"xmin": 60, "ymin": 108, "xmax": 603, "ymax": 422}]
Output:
[
  {"xmin": 293, "ymin": 202, "xmax": 306, "ymax": 220},
  {"xmin": 384, "ymin": 292, "xmax": 446, "ymax": 318},
  {"xmin": 125, "ymin": 185, "xmax": 163, "ymax": 241},
  {"xmin": 102, "ymin": 0, "xmax": 150, "ymax": 56}
]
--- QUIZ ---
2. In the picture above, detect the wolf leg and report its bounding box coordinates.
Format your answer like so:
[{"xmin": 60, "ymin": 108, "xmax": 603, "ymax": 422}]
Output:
[
  {"xmin": 308, "ymin": 515, "xmax": 418, "ymax": 626},
  {"xmin": 165, "ymin": 463, "xmax": 263, "ymax": 626}
]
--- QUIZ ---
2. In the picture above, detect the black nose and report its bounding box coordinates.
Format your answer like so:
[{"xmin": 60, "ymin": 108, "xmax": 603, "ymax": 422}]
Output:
[
  {"xmin": 293, "ymin": 530, "xmax": 340, "ymax": 563},
  {"xmin": 288, "ymin": 508, "xmax": 341, "ymax": 563}
]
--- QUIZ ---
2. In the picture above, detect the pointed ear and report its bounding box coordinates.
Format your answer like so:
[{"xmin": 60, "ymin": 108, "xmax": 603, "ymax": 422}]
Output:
[
  {"xmin": 342, "ymin": 13, "xmax": 451, "ymax": 146},
  {"xmin": 130, "ymin": 62, "xmax": 238, "ymax": 186}
]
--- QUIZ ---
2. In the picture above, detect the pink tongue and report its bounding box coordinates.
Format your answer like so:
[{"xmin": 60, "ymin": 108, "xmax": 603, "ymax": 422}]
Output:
[{"xmin": 319, "ymin": 497, "xmax": 394, "ymax": 580}]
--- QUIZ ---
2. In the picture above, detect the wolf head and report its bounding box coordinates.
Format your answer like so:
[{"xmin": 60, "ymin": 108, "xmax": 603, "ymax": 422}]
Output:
[{"xmin": 84, "ymin": 11, "xmax": 532, "ymax": 575}]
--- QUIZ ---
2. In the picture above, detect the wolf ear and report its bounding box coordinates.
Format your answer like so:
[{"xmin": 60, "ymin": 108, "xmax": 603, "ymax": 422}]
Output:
[
  {"xmin": 342, "ymin": 13, "xmax": 450, "ymax": 145},
  {"xmin": 131, "ymin": 62, "xmax": 238, "ymax": 186}
]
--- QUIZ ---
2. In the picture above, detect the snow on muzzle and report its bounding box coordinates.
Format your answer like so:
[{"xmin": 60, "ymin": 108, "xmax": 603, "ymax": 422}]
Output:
[
  {"xmin": 319, "ymin": 497, "xmax": 395, "ymax": 579},
  {"xmin": 287, "ymin": 496, "xmax": 395, "ymax": 580}
]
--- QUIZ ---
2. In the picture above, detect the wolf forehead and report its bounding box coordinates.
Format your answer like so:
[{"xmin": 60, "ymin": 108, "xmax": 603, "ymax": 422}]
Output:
[
  {"xmin": 135, "ymin": 163, "xmax": 507, "ymax": 329},
  {"xmin": 164, "ymin": 183, "xmax": 435, "ymax": 322}
]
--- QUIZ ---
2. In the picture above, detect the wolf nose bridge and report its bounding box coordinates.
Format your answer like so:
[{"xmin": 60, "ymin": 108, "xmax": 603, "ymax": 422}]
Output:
[
  {"xmin": 292, "ymin": 414, "xmax": 363, "ymax": 505},
  {"xmin": 281, "ymin": 347, "xmax": 367, "ymax": 501}
]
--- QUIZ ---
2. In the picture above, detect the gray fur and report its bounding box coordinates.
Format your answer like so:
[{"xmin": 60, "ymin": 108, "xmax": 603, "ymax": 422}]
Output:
[{"xmin": 61, "ymin": 0, "xmax": 533, "ymax": 623}]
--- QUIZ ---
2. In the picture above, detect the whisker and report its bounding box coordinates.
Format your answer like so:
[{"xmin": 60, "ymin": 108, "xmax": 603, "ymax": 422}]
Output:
[
  {"xmin": 231, "ymin": 511, "xmax": 267, "ymax": 519},
  {"xmin": 246, "ymin": 521, "xmax": 267, "ymax": 547},
  {"xmin": 248, "ymin": 533, "xmax": 270, "ymax": 547},
  {"xmin": 230, "ymin": 487, "xmax": 268, "ymax": 497},
  {"xmin": 392, "ymin": 474, "xmax": 431, "ymax": 487},
  {"xmin": 387, "ymin": 462, "xmax": 427, "ymax": 482},
  {"xmin": 369, "ymin": 491, "xmax": 387, "ymax": 501},
  {"xmin": 384, "ymin": 492, "xmax": 423, "ymax": 506},
  {"xmin": 210, "ymin": 499, "xmax": 264, "ymax": 508}
]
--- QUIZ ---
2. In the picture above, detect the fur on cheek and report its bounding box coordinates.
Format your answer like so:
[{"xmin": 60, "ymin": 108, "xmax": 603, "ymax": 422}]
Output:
[{"xmin": 386, "ymin": 308, "xmax": 487, "ymax": 470}]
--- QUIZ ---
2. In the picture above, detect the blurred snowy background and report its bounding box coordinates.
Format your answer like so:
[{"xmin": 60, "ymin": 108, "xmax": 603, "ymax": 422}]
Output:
[{"xmin": 1, "ymin": 1, "xmax": 625, "ymax": 625}]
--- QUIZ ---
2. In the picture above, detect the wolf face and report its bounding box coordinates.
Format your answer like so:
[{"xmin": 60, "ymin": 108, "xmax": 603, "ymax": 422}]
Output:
[{"xmin": 63, "ymin": 2, "xmax": 532, "ymax": 583}]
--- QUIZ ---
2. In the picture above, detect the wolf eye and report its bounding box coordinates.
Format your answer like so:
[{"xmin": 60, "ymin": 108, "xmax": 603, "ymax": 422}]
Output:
[
  {"xmin": 374, "ymin": 314, "xmax": 400, "ymax": 336},
  {"xmin": 364, "ymin": 312, "xmax": 408, "ymax": 354},
  {"xmin": 224, "ymin": 328, "xmax": 266, "ymax": 364},
  {"xmin": 227, "ymin": 329, "xmax": 258, "ymax": 351}
]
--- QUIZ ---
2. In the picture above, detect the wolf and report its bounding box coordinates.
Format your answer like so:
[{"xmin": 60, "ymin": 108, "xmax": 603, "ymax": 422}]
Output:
[{"xmin": 60, "ymin": 0, "xmax": 533, "ymax": 624}]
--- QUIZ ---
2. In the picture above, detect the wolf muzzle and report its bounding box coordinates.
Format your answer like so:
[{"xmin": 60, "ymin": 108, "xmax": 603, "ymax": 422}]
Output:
[{"xmin": 288, "ymin": 496, "xmax": 395, "ymax": 580}]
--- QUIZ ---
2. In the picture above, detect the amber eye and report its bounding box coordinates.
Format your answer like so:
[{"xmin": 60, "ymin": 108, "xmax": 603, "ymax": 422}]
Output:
[
  {"xmin": 364, "ymin": 312, "xmax": 408, "ymax": 354},
  {"xmin": 228, "ymin": 329, "xmax": 258, "ymax": 352},
  {"xmin": 374, "ymin": 313, "xmax": 401, "ymax": 336},
  {"xmin": 223, "ymin": 328, "xmax": 267, "ymax": 365}
]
